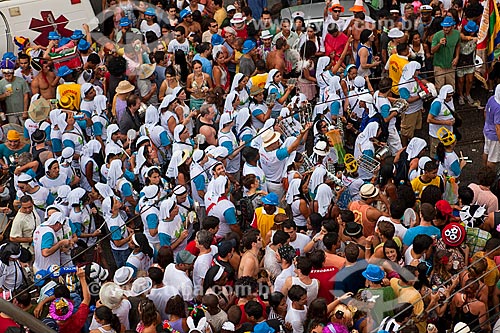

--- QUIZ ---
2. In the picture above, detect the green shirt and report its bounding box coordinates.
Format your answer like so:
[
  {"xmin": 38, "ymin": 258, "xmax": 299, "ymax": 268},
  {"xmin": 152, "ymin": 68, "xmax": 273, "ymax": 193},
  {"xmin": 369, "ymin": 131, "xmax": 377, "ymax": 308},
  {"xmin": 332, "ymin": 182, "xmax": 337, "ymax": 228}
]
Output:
[
  {"xmin": 363, "ymin": 286, "xmax": 397, "ymax": 326},
  {"xmin": 0, "ymin": 77, "xmax": 29, "ymax": 115},
  {"xmin": 432, "ymin": 29, "xmax": 460, "ymax": 68}
]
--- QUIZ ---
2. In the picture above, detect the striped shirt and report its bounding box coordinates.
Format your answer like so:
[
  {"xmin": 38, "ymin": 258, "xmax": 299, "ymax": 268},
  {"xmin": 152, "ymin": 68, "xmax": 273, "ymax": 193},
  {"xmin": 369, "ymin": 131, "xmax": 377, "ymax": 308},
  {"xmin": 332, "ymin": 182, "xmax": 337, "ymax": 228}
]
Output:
[{"xmin": 378, "ymin": 317, "xmax": 400, "ymax": 332}]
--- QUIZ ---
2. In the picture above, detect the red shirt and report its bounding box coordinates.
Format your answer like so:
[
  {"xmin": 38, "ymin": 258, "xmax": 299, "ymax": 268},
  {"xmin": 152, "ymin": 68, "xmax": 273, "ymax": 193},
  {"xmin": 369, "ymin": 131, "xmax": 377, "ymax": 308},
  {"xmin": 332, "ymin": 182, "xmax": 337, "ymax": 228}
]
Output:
[
  {"xmin": 310, "ymin": 266, "xmax": 338, "ymax": 303},
  {"xmin": 59, "ymin": 303, "xmax": 89, "ymax": 333},
  {"xmin": 0, "ymin": 315, "xmax": 19, "ymax": 333},
  {"xmin": 324, "ymin": 32, "xmax": 349, "ymax": 63},
  {"xmin": 185, "ymin": 235, "xmax": 219, "ymax": 256}
]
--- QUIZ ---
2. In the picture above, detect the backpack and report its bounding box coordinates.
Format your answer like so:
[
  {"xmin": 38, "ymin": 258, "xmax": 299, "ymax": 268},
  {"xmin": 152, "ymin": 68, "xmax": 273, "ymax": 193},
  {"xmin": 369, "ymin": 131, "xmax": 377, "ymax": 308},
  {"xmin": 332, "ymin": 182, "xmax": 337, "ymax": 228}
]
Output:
[
  {"xmin": 239, "ymin": 193, "xmax": 258, "ymax": 231},
  {"xmin": 394, "ymin": 150, "xmax": 411, "ymax": 186}
]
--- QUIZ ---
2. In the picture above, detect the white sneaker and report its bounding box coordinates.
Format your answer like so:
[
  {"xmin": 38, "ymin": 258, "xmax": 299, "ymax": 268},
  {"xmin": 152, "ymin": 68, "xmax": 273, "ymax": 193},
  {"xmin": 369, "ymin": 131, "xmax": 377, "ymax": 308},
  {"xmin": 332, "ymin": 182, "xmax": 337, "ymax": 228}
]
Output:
[
  {"xmin": 466, "ymin": 95, "xmax": 475, "ymax": 105},
  {"xmin": 458, "ymin": 96, "xmax": 465, "ymax": 105}
]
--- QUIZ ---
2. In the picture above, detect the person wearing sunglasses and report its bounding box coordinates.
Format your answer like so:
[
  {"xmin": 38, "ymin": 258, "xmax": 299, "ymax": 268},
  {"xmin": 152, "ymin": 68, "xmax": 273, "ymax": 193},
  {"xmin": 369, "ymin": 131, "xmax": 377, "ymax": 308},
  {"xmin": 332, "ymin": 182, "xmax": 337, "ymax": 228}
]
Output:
[{"xmin": 324, "ymin": 0, "xmax": 346, "ymax": 38}]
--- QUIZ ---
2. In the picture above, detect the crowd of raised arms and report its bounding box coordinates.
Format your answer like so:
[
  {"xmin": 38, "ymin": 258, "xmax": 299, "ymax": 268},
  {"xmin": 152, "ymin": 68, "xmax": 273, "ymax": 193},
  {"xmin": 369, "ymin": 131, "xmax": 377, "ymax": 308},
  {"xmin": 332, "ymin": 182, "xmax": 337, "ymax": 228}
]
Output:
[{"xmin": 0, "ymin": 0, "xmax": 500, "ymax": 333}]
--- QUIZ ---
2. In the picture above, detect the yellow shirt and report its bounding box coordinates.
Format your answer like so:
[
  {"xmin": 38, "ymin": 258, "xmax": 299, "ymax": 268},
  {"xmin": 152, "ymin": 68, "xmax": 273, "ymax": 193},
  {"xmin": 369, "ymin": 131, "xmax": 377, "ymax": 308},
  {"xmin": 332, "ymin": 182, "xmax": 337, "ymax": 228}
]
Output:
[
  {"xmin": 390, "ymin": 278, "xmax": 426, "ymax": 332},
  {"xmin": 411, "ymin": 176, "xmax": 443, "ymax": 199},
  {"xmin": 251, "ymin": 73, "xmax": 268, "ymax": 89},
  {"xmin": 214, "ymin": 8, "xmax": 227, "ymax": 27},
  {"xmin": 251, "ymin": 206, "xmax": 285, "ymax": 246},
  {"xmin": 387, "ymin": 54, "xmax": 409, "ymax": 95},
  {"xmin": 472, "ymin": 252, "xmax": 499, "ymax": 287},
  {"xmin": 235, "ymin": 50, "xmax": 243, "ymax": 73}
]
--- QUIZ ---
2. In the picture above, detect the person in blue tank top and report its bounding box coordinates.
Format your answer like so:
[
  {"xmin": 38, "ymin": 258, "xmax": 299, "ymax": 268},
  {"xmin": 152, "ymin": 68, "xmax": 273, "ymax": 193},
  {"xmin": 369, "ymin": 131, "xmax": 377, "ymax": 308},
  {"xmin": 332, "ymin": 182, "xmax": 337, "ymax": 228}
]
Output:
[{"xmin": 356, "ymin": 29, "xmax": 381, "ymax": 77}]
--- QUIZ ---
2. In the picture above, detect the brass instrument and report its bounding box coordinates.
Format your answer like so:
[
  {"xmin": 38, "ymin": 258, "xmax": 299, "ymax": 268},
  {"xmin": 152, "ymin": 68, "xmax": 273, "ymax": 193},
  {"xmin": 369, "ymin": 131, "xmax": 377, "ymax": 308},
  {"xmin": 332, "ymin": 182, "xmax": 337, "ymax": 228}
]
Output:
[{"xmin": 278, "ymin": 117, "xmax": 300, "ymax": 138}]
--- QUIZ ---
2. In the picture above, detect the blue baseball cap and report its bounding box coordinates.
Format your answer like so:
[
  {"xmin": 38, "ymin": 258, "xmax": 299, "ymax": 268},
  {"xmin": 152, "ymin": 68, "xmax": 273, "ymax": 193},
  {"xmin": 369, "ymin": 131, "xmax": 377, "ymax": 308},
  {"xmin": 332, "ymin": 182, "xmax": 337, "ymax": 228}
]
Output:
[
  {"xmin": 70, "ymin": 29, "xmax": 85, "ymax": 40},
  {"xmin": 78, "ymin": 39, "xmax": 91, "ymax": 51},
  {"xmin": 180, "ymin": 8, "xmax": 192, "ymax": 20},
  {"xmin": 441, "ymin": 16, "xmax": 456, "ymax": 27},
  {"xmin": 57, "ymin": 65, "xmax": 73, "ymax": 77},
  {"xmin": 145, "ymin": 7, "xmax": 156, "ymax": 16},
  {"xmin": 211, "ymin": 34, "xmax": 224, "ymax": 46},
  {"xmin": 120, "ymin": 17, "xmax": 131, "ymax": 27},
  {"xmin": 48, "ymin": 31, "xmax": 61, "ymax": 40},
  {"xmin": 261, "ymin": 193, "xmax": 279, "ymax": 206},
  {"xmin": 464, "ymin": 20, "xmax": 479, "ymax": 33},
  {"xmin": 242, "ymin": 40, "xmax": 256, "ymax": 54}
]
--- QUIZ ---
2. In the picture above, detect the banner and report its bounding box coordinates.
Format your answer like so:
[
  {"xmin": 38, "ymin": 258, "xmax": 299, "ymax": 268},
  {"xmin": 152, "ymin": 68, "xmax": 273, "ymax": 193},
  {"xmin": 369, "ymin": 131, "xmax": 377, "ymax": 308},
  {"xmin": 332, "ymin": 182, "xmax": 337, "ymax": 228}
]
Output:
[{"xmin": 478, "ymin": 0, "xmax": 500, "ymax": 77}]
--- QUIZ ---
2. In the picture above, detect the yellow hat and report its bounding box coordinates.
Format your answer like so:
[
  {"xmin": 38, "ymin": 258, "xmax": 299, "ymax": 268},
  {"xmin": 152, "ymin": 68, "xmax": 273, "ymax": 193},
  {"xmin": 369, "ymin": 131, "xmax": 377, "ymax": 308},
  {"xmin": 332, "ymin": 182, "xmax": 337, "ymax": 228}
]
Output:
[
  {"xmin": 59, "ymin": 95, "xmax": 74, "ymax": 109},
  {"xmin": 344, "ymin": 154, "xmax": 358, "ymax": 173},
  {"xmin": 7, "ymin": 130, "xmax": 20, "ymax": 141},
  {"xmin": 437, "ymin": 127, "xmax": 456, "ymax": 146}
]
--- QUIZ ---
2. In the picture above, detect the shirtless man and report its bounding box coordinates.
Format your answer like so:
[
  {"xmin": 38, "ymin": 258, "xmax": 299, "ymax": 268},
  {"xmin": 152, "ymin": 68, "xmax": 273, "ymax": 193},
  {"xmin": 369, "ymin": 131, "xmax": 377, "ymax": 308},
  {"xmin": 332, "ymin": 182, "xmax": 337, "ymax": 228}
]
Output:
[
  {"xmin": 345, "ymin": 12, "xmax": 375, "ymax": 54},
  {"xmin": 197, "ymin": 104, "xmax": 218, "ymax": 147},
  {"xmin": 238, "ymin": 229, "xmax": 262, "ymax": 279},
  {"xmin": 31, "ymin": 61, "xmax": 58, "ymax": 99},
  {"xmin": 178, "ymin": 10, "xmax": 202, "ymax": 36},
  {"xmin": 266, "ymin": 38, "xmax": 287, "ymax": 75}
]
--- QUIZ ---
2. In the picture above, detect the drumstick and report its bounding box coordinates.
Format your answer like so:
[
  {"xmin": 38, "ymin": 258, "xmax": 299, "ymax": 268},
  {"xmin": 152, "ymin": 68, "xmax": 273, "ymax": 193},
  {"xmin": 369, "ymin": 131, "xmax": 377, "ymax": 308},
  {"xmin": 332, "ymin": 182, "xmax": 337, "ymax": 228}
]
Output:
[{"xmin": 460, "ymin": 151, "xmax": 464, "ymax": 160}]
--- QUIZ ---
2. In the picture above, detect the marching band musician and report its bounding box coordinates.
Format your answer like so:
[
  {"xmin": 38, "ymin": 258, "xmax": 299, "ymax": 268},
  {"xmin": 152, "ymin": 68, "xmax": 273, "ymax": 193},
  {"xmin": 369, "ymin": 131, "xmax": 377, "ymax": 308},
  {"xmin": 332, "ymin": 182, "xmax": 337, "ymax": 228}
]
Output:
[
  {"xmin": 374, "ymin": 77, "xmax": 402, "ymax": 156},
  {"xmin": 259, "ymin": 123, "xmax": 311, "ymax": 203},
  {"xmin": 354, "ymin": 122, "xmax": 381, "ymax": 181},
  {"xmin": 398, "ymin": 61, "xmax": 426, "ymax": 147},
  {"xmin": 427, "ymin": 85, "xmax": 456, "ymax": 158},
  {"xmin": 249, "ymin": 85, "xmax": 273, "ymax": 131}
]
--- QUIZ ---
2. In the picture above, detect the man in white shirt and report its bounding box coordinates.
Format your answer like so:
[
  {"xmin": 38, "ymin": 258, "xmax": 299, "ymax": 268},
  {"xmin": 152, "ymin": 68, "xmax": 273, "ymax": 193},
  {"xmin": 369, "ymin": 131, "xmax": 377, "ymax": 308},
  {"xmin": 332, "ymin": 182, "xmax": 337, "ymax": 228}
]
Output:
[
  {"xmin": 10, "ymin": 195, "xmax": 40, "ymax": 254},
  {"xmin": 148, "ymin": 267, "xmax": 180, "ymax": 320},
  {"xmin": 168, "ymin": 26, "xmax": 190, "ymax": 55},
  {"xmin": 283, "ymin": 220, "xmax": 310, "ymax": 255},
  {"xmin": 264, "ymin": 230, "xmax": 289, "ymax": 282},
  {"xmin": 274, "ymin": 244, "xmax": 296, "ymax": 292},
  {"xmin": 193, "ymin": 230, "xmax": 217, "ymax": 292},
  {"xmin": 163, "ymin": 250, "xmax": 196, "ymax": 302},
  {"xmin": 285, "ymin": 285, "xmax": 308, "ymax": 333}
]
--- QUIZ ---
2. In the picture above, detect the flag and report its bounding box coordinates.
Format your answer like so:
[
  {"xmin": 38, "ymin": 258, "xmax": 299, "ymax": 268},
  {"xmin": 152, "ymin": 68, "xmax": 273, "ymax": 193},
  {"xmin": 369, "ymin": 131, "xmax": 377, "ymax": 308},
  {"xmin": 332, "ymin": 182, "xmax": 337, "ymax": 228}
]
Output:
[{"xmin": 477, "ymin": 0, "xmax": 500, "ymax": 63}]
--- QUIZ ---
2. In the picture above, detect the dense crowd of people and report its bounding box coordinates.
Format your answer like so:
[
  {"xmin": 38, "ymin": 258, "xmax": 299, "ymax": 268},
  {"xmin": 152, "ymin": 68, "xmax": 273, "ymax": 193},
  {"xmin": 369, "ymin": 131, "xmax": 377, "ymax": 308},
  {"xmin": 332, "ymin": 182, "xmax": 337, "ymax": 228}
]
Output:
[{"xmin": 0, "ymin": 0, "xmax": 500, "ymax": 333}]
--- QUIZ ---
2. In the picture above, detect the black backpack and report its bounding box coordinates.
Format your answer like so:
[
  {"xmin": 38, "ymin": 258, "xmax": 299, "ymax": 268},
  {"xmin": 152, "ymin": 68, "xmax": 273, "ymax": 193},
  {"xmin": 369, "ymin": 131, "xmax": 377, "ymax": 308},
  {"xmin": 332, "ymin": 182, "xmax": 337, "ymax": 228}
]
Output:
[
  {"xmin": 394, "ymin": 150, "xmax": 411, "ymax": 186},
  {"xmin": 239, "ymin": 193, "xmax": 258, "ymax": 230}
]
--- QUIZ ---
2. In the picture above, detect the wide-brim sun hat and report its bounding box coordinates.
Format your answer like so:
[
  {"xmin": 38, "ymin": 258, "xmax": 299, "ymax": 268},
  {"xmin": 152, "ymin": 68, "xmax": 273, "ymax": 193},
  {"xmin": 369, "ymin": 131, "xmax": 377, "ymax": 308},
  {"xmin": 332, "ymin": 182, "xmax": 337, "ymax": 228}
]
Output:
[
  {"xmin": 139, "ymin": 63, "xmax": 157, "ymax": 80},
  {"xmin": 115, "ymin": 80, "xmax": 135, "ymax": 94},
  {"xmin": 388, "ymin": 27, "xmax": 404, "ymax": 39},
  {"xmin": 230, "ymin": 13, "xmax": 245, "ymax": 24},
  {"xmin": 99, "ymin": 282, "xmax": 124, "ymax": 310},
  {"xmin": 313, "ymin": 140, "xmax": 329, "ymax": 156},
  {"xmin": 113, "ymin": 267, "xmax": 134, "ymax": 286}
]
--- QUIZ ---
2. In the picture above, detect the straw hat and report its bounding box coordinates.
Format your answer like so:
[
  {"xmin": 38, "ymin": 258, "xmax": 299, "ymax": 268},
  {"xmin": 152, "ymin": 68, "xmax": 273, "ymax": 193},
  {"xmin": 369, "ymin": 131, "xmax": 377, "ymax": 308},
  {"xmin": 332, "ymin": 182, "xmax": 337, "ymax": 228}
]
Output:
[
  {"xmin": 261, "ymin": 129, "xmax": 281, "ymax": 148},
  {"xmin": 28, "ymin": 97, "xmax": 51, "ymax": 123},
  {"xmin": 139, "ymin": 63, "xmax": 157, "ymax": 80},
  {"xmin": 115, "ymin": 80, "xmax": 135, "ymax": 94},
  {"xmin": 250, "ymin": 85, "xmax": 264, "ymax": 96},
  {"xmin": 360, "ymin": 184, "xmax": 379, "ymax": 199}
]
